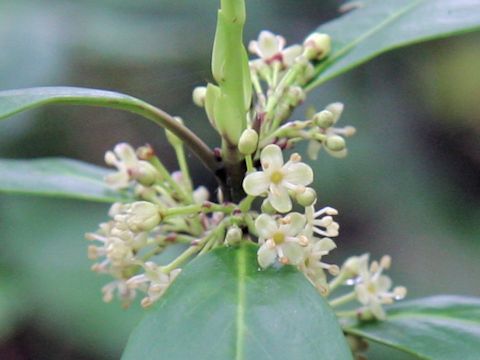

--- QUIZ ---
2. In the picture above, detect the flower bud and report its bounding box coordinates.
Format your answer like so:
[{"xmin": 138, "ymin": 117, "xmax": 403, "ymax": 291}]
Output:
[
  {"xmin": 296, "ymin": 187, "xmax": 317, "ymax": 207},
  {"xmin": 192, "ymin": 86, "xmax": 207, "ymax": 107},
  {"xmin": 325, "ymin": 135, "xmax": 346, "ymax": 152},
  {"xmin": 225, "ymin": 225, "xmax": 243, "ymax": 245},
  {"xmin": 133, "ymin": 161, "xmax": 159, "ymax": 187},
  {"xmin": 303, "ymin": 33, "xmax": 331, "ymax": 61},
  {"xmin": 126, "ymin": 201, "xmax": 161, "ymax": 232},
  {"xmin": 326, "ymin": 102, "xmax": 344, "ymax": 121},
  {"xmin": 238, "ymin": 129, "xmax": 259, "ymax": 155},
  {"xmin": 286, "ymin": 86, "xmax": 306, "ymax": 107},
  {"xmin": 313, "ymin": 110, "xmax": 334, "ymax": 128}
]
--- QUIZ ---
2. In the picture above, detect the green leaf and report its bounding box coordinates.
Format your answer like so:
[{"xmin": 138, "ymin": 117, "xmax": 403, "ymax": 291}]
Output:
[
  {"xmin": 307, "ymin": 0, "xmax": 480, "ymax": 90},
  {"xmin": 122, "ymin": 244, "xmax": 352, "ymax": 360},
  {"xmin": 0, "ymin": 87, "xmax": 219, "ymax": 174},
  {"xmin": 0, "ymin": 158, "xmax": 130, "ymax": 202},
  {"xmin": 344, "ymin": 295, "xmax": 480, "ymax": 360}
]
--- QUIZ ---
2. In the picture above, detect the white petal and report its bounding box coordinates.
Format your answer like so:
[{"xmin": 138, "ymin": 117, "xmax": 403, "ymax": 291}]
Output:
[
  {"xmin": 243, "ymin": 172, "xmax": 270, "ymax": 196},
  {"xmin": 282, "ymin": 45, "xmax": 303, "ymax": 67},
  {"xmin": 268, "ymin": 185, "xmax": 292, "ymax": 213},
  {"xmin": 105, "ymin": 171, "xmax": 130, "ymax": 189},
  {"xmin": 258, "ymin": 31, "xmax": 284, "ymax": 59},
  {"xmin": 283, "ymin": 162, "xmax": 313, "ymax": 186},
  {"xmin": 355, "ymin": 284, "xmax": 370, "ymax": 305},
  {"xmin": 282, "ymin": 242, "xmax": 305, "ymax": 265},
  {"xmin": 307, "ymin": 140, "xmax": 322, "ymax": 160},
  {"xmin": 260, "ymin": 144, "xmax": 284, "ymax": 171},
  {"xmin": 377, "ymin": 275, "xmax": 392, "ymax": 293},
  {"xmin": 257, "ymin": 244, "xmax": 277, "ymax": 268},
  {"xmin": 255, "ymin": 214, "xmax": 278, "ymax": 239},
  {"xmin": 114, "ymin": 143, "xmax": 138, "ymax": 166},
  {"xmin": 315, "ymin": 238, "xmax": 337, "ymax": 252},
  {"xmin": 370, "ymin": 302, "xmax": 386, "ymax": 320},
  {"xmin": 284, "ymin": 212, "xmax": 306, "ymax": 236}
]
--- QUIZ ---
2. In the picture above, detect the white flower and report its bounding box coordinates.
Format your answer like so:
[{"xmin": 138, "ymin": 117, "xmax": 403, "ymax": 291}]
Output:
[
  {"xmin": 299, "ymin": 237, "xmax": 339, "ymax": 295},
  {"xmin": 127, "ymin": 262, "xmax": 181, "ymax": 308},
  {"xmin": 249, "ymin": 31, "xmax": 304, "ymax": 68},
  {"xmin": 256, "ymin": 213, "xmax": 308, "ymax": 268},
  {"xmin": 354, "ymin": 255, "xmax": 407, "ymax": 320},
  {"xmin": 243, "ymin": 144, "xmax": 313, "ymax": 213},
  {"xmin": 102, "ymin": 279, "xmax": 137, "ymax": 307},
  {"xmin": 104, "ymin": 143, "xmax": 158, "ymax": 189},
  {"xmin": 249, "ymin": 31, "xmax": 286, "ymax": 63}
]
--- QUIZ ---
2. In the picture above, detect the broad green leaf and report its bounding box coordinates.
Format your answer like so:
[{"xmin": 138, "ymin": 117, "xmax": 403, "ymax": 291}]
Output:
[
  {"xmin": 344, "ymin": 295, "xmax": 480, "ymax": 360},
  {"xmin": 0, "ymin": 158, "xmax": 130, "ymax": 202},
  {"xmin": 307, "ymin": 0, "xmax": 480, "ymax": 90},
  {"xmin": 123, "ymin": 244, "xmax": 352, "ymax": 360}
]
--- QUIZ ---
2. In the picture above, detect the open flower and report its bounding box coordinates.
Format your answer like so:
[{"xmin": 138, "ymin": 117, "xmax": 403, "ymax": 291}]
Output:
[
  {"xmin": 104, "ymin": 143, "xmax": 158, "ymax": 189},
  {"xmin": 354, "ymin": 255, "xmax": 407, "ymax": 320},
  {"xmin": 249, "ymin": 31, "xmax": 286, "ymax": 63},
  {"xmin": 299, "ymin": 237, "xmax": 339, "ymax": 295},
  {"xmin": 256, "ymin": 213, "xmax": 308, "ymax": 268},
  {"xmin": 243, "ymin": 144, "xmax": 313, "ymax": 213}
]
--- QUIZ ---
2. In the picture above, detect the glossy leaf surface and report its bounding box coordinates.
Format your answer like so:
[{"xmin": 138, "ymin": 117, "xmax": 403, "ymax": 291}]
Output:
[
  {"xmin": 0, "ymin": 158, "xmax": 129, "ymax": 202},
  {"xmin": 307, "ymin": 0, "xmax": 480, "ymax": 89},
  {"xmin": 345, "ymin": 295, "xmax": 480, "ymax": 359},
  {"xmin": 123, "ymin": 244, "xmax": 352, "ymax": 360}
]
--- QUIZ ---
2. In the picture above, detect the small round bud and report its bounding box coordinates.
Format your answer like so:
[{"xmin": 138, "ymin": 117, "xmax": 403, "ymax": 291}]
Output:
[
  {"xmin": 303, "ymin": 33, "xmax": 331, "ymax": 61},
  {"xmin": 126, "ymin": 201, "xmax": 161, "ymax": 232},
  {"xmin": 313, "ymin": 110, "xmax": 335, "ymax": 128},
  {"xmin": 225, "ymin": 225, "xmax": 243, "ymax": 245},
  {"xmin": 238, "ymin": 129, "xmax": 259, "ymax": 155},
  {"xmin": 133, "ymin": 161, "xmax": 159, "ymax": 186},
  {"xmin": 325, "ymin": 135, "xmax": 346, "ymax": 152},
  {"xmin": 296, "ymin": 187, "xmax": 317, "ymax": 207},
  {"xmin": 286, "ymin": 86, "xmax": 306, "ymax": 107},
  {"xmin": 261, "ymin": 199, "xmax": 276, "ymax": 214},
  {"xmin": 192, "ymin": 86, "xmax": 207, "ymax": 107},
  {"xmin": 165, "ymin": 117, "xmax": 184, "ymax": 147}
]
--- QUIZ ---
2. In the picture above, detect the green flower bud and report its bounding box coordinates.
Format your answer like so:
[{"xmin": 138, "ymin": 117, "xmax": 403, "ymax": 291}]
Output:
[
  {"xmin": 303, "ymin": 33, "xmax": 331, "ymax": 61},
  {"xmin": 225, "ymin": 225, "xmax": 243, "ymax": 246},
  {"xmin": 238, "ymin": 128, "xmax": 259, "ymax": 155},
  {"xmin": 134, "ymin": 161, "xmax": 159, "ymax": 187},
  {"xmin": 126, "ymin": 201, "xmax": 161, "ymax": 232},
  {"xmin": 313, "ymin": 110, "xmax": 334, "ymax": 128},
  {"xmin": 286, "ymin": 86, "xmax": 306, "ymax": 107},
  {"xmin": 296, "ymin": 187, "xmax": 317, "ymax": 207},
  {"xmin": 325, "ymin": 135, "xmax": 346, "ymax": 152},
  {"xmin": 192, "ymin": 86, "xmax": 207, "ymax": 107}
]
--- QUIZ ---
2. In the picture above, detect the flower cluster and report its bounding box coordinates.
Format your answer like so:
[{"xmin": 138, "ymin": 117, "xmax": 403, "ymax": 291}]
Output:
[{"xmin": 85, "ymin": 29, "xmax": 406, "ymax": 323}]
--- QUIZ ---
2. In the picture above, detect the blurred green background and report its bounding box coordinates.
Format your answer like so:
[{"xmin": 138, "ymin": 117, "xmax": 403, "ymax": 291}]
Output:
[{"xmin": 0, "ymin": 0, "xmax": 479, "ymax": 359}]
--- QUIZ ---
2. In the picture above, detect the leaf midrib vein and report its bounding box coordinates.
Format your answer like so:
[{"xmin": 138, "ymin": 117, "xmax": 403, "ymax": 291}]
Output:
[{"xmin": 235, "ymin": 245, "xmax": 247, "ymax": 360}]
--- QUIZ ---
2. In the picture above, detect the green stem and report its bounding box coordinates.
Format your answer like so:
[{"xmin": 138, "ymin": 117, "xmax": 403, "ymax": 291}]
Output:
[
  {"xmin": 329, "ymin": 291, "xmax": 357, "ymax": 308},
  {"xmin": 328, "ymin": 272, "xmax": 349, "ymax": 294},
  {"xmin": 150, "ymin": 157, "xmax": 190, "ymax": 202},
  {"xmin": 173, "ymin": 144, "xmax": 193, "ymax": 193}
]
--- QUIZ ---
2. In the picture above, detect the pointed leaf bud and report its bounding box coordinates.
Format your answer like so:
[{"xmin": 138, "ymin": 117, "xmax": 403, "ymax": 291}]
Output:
[
  {"xmin": 204, "ymin": 83, "xmax": 221, "ymax": 128},
  {"xmin": 303, "ymin": 33, "xmax": 331, "ymax": 61},
  {"xmin": 238, "ymin": 129, "xmax": 259, "ymax": 155},
  {"xmin": 192, "ymin": 86, "xmax": 207, "ymax": 107}
]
